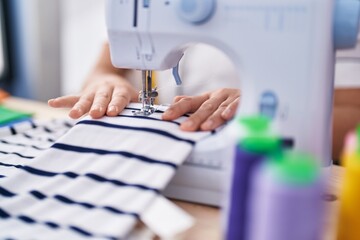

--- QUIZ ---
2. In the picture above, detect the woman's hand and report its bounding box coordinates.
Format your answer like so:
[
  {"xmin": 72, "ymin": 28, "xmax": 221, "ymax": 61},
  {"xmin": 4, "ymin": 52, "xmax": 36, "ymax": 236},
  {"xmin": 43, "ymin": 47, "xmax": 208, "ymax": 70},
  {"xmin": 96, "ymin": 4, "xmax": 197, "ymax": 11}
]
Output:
[
  {"xmin": 48, "ymin": 74, "xmax": 138, "ymax": 119},
  {"xmin": 162, "ymin": 88, "xmax": 240, "ymax": 131}
]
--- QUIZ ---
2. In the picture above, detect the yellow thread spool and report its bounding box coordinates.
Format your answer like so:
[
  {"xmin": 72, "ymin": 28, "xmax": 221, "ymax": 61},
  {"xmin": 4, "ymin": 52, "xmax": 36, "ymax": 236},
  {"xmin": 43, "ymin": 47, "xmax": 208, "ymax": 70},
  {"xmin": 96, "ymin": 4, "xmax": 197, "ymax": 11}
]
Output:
[{"xmin": 337, "ymin": 128, "xmax": 360, "ymax": 240}]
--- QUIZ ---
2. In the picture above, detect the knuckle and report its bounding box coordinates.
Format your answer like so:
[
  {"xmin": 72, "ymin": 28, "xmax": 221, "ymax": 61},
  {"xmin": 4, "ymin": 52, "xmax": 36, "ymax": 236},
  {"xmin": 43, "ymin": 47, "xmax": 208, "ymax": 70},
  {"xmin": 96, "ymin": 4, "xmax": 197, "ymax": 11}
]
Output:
[
  {"xmin": 202, "ymin": 92, "xmax": 211, "ymax": 98},
  {"xmin": 103, "ymin": 78, "xmax": 115, "ymax": 86},
  {"xmin": 113, "ymin": 92, "xmax": 128, "ymax": 101},
  {"xmin": 97, "ymin": 91, "xmax": 111, "ymax": 99},
  {"xmin": 81, "ymin": 97, "xmax": 93, "ymax": 105},
  {"xmin": 214, "ymin": 88, "xmax": 240, "ymax": 97},
  {"xmin": 179, "ymin": 97, "xmax": 193, "ymax": 103},
  {"xmin": 174, "ymin": 96, "xmax": 184, "ymax": 102},
  {"xmin": 202, "ymin": 102, "xmax": 216, "ymax": 112},
  {"xmin": 177, "ymin": 97, "xmax": 194, "ymax": 112},
  {"xmin": 231, "ymin": 90, "xmax": 241, "ymax": 98},
  {"xmin": 81, "ymin": 94, "xmax": 93, "ymax": 102},
  {"xmin": 217, "ymin": 88, "xmax": 228, "ymax": 95},
  {"xmin": 219, "ymin": 103, "xmax": 229, "ymax": 109}
]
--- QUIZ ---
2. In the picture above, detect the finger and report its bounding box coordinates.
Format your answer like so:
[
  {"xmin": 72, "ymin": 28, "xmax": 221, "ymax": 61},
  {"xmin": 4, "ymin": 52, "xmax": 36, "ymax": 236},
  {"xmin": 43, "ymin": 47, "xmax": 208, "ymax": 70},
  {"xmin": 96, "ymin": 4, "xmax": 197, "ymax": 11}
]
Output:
[
  {"xmin": 162, "ymin": 94, "xmax": 209, "ymax": 121},
  {"xmin": 221, "ymin": 97, "xmax": 240, "ymax": 120},
  {"xmin": 89, "ymin": 87, "xmax": 113, "ymax": 119},
  {"xmin": 106, "ymin": 87, "xmax": 131, "ymax": 116},
  {"xmin": 48, "ymin": 95, "xmax": 80, "ymax": 108},
  {"xmin": 200, "ymin": 98, "xmax": 236, "ymax": 131},
  {"xmin": 69, "ymin": 93, "xmax": 95, "ymax": 119},
  {"xmin": 181, "ymin": 96, "xmax": 226, "ymax": 131},
  {"xmin": 173, "ymin": 95, "xmax": 186, "ymax": 103}
]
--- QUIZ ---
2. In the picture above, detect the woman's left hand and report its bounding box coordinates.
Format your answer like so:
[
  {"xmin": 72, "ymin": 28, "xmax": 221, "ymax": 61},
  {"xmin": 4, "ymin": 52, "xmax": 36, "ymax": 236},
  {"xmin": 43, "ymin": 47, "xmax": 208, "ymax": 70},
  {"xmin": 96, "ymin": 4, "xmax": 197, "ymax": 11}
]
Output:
[{"xmin": 162, "ymin": 88, "xmax": 240, "ymax": 131}]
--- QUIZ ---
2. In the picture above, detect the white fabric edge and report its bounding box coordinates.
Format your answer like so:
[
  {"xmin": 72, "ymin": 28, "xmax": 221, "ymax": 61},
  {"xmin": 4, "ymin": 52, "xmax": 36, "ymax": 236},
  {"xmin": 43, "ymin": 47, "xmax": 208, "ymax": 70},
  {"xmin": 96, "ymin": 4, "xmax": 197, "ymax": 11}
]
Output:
[{"xmin": 141, "ymin": 196, "xmax": 195, "ymax": 239}]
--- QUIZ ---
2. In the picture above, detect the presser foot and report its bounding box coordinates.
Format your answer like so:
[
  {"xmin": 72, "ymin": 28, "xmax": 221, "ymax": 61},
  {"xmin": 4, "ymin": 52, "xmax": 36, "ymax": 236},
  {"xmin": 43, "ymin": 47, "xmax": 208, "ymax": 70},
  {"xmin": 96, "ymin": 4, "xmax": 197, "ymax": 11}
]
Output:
[
  {"xmin": 134, "ymin": 70, "xmax": 158, "ymax": 116},
  {"xmin": 132, "ymin": 106, "xmax": 157, "ymax": 116},
  {"xmin": 133, "ymin": 91, "xmax": 158, "ymax": 116}
]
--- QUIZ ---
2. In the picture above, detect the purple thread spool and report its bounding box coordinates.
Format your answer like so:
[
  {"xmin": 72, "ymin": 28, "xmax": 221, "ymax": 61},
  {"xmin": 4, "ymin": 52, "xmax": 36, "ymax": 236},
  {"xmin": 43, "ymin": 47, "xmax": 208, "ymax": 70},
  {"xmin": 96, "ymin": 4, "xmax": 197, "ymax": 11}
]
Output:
[
  {"xmin": 226, "ymin": 116, "xmax": 280, "ymax": 240},
  {"xmin": 247, "ymin": 152, "xmax": 324, "ymax": 240}
]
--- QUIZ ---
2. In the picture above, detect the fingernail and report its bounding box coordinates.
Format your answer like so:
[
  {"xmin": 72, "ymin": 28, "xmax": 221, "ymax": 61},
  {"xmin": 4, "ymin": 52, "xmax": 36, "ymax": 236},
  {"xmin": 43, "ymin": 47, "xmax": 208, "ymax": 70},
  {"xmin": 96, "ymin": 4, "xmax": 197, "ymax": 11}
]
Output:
[
  {"xmin": 92, "ymin": 105, "xmax": 103, "ymax": 113},
  {"xmin": 74, "ymin": 107, "xmax": 82, "ymax": 114},
  {"xmin": 108, "ymin": 106, "xmax": 118, "ymax": 114},
  {"xmin": 182, "ymin": 120, "xmax": 194, "ymax": 129},
  {"xmin": 203, "ymin": 120, "xmax": 214, "ymax": 129}
]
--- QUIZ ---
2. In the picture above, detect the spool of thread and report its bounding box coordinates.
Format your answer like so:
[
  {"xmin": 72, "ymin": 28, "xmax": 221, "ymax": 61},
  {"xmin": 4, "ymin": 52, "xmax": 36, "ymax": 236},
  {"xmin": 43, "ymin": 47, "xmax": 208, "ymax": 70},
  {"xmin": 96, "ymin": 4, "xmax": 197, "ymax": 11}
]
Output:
[
  {"xmin": 343, "ymin": 130, "xmax": 358, "ymax": 155},
  {"xmin": 337, "ymin": 125, "xmax": 360, "ymax": 240},
  {"xmin": 247, "ymin": 152, "xmax": 324, "ymax": 240},
  {"xmin": 226, "ymin": 116, "xmax": 280, "ymax": 240}
]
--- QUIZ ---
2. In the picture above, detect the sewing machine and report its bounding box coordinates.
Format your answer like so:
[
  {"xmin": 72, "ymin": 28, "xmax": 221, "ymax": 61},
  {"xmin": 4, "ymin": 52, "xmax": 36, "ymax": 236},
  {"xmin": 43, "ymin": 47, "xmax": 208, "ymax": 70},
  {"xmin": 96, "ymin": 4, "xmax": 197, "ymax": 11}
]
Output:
[{"xmin": 106, "ymin": 0, "xmax": 360, "ymax": 206}]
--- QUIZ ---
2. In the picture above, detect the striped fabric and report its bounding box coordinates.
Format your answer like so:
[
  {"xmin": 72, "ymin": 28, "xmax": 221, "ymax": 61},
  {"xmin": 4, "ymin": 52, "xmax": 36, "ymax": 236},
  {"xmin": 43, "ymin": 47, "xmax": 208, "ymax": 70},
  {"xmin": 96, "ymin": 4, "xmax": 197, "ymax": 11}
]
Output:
[{"xmin": 0, "ymin": 103, "xmax": 212, "ymax": 239}]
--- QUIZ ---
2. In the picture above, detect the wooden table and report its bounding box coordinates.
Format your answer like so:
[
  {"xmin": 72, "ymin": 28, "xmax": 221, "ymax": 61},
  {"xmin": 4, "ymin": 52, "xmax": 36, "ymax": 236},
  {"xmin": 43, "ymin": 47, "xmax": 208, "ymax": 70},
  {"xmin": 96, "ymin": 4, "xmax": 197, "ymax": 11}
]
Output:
[{"xmin": 2, "ymin": 97, "xmax": 344, "ymax": 240}]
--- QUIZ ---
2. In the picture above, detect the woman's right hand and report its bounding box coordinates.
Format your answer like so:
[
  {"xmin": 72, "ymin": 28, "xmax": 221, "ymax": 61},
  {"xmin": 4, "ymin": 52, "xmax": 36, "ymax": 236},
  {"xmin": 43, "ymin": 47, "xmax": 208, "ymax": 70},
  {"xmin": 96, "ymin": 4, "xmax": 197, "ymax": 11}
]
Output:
[{"xmin": 48, "ymin": 73, "xmax": 138, "ymax": 119}]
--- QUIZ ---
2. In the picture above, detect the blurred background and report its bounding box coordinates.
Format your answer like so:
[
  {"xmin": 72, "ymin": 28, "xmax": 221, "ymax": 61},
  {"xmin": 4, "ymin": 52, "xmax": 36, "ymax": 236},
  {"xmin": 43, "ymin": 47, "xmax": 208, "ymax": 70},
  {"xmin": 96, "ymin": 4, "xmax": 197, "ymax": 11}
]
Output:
[
  {"xmin": 0, "ymin": 0, "xmax": 107, "ymax": 101},
  {"xmin": 0, "ymin": 0, "xmax": 359, "ymax": 161},
  {"xmin": 0, "ymin": 0, "xmax": 359, "ymax": 100}
]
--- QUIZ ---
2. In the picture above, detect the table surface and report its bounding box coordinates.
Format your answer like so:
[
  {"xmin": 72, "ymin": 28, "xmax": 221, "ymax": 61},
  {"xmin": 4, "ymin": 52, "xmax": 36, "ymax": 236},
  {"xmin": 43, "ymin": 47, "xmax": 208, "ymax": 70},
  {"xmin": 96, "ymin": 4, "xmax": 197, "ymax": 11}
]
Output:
[{"xmin": 2, "ymin": 97, "xmax": 344, "ymax": 240}]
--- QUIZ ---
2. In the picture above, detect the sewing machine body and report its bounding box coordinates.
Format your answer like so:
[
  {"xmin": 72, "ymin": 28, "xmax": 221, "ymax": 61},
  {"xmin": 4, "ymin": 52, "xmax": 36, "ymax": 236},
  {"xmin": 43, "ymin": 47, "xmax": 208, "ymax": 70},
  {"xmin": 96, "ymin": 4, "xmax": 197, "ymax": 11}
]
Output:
[
  {"xmin": 106, "ymin": 0, "xmax": 360, "ymax": 205},
  {"xmin": 163, "ymin": 131, "xmax": 230, "ymax": 206}
]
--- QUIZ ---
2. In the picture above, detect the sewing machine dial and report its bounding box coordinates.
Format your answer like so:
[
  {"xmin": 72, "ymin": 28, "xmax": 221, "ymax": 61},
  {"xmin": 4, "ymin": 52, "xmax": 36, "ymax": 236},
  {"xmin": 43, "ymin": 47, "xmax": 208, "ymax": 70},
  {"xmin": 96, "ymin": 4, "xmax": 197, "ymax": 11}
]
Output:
[{"xmin": 176, "ymin": 0, "xmax": 216, "ymax": 24}]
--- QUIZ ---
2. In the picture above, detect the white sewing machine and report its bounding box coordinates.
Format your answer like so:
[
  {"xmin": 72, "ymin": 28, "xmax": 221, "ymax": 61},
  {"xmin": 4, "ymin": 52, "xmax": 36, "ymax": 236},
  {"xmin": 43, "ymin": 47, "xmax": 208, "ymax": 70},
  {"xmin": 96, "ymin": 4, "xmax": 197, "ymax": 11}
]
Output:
[{"xmin": 106, "ymin": 0, "xmax": 360, "ymax": 206}]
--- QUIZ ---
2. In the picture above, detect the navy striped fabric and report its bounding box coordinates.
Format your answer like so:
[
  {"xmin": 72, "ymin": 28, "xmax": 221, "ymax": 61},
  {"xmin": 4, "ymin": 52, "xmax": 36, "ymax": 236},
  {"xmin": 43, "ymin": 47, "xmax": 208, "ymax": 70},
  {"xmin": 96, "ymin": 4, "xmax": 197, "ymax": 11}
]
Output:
[{"xmin": 0, "ymin": 103, "xmax": 211, "ymax": 239}]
